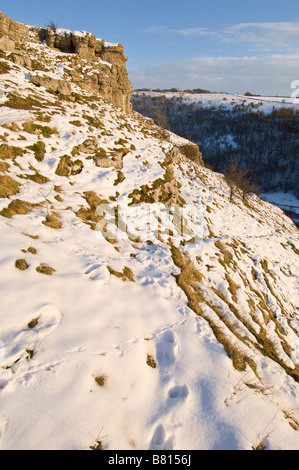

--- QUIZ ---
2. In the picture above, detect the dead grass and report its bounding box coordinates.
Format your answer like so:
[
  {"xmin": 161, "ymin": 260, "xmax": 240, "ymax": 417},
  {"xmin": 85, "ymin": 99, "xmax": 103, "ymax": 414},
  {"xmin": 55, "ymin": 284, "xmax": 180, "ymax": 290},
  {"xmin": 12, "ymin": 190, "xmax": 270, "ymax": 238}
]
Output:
[
  {"xmin": 1, "ymin": 92, "xmax": 49, "ymax": 110},
  {"xmin": 114, "ymin": 170, "xmax": 125, "ymax": 186},
  {"xmin": 1, "ymin": 122, "xmax": 20, "ymax": 132},
  {"xmin": 27, "ymin": 318, "xmax": 38, "ymax": 329},
  {"xmin": 0, "ymin": 144, "xmax": 24, "ymax": 160},
  {"xmin": 22, "ymin": 121, "xmax": 58, "ymax": 138},
  {"xmin": 36, "ymin": 263, "xmax": 56, "ymax": 275},
  {"xmin": 215, "ymin": 240, "xmax": 233, "ymax": 267},
  {"xmin": 107, "ymin": 266, "xmax": 135, "ymax": 282},
  {"xmin": 0, "ymin": 199, "xmax": 38, "ymax": 218},
  {"xmin": 251, "ymin": 436, "xmax": 268, "ymax": 450},
  {"xmin": 146, "ymin": 355, "xmax": 157, "ymax": 368},
  {"xmin": 0, "ymin": 175, "xmax": 20, "ymax": 197},
  {"xmin": 26, "ymin": 141, "xmax": 46, "ymax": 162},
  {"xmin": 75, "ymin": 191, "xmax": 107, "ymax": 230},
  {"xmin": 15, "ymin": 259, "xmax": 29, "ymax": 271},
  {"xmin": 27, "ymin": 173, "xmax": 50, "ymax": 184},
  {"xmin": 95, "ymin": 375, "xmax": 107, "ymax": 387},
  {"xmin": 0, "ymin": 60, "xmax": 11, "ymax": 74},
  {"xmin": 225, "ymin": 273, "xmax": 239, "ymax": 303},
  {"xmin": 42, "ymin": 212, "xmax": 62, "ymax": 229},
  {"xmin": 0, "ymin": 161, "xmax": 10, "ymax": 172}
]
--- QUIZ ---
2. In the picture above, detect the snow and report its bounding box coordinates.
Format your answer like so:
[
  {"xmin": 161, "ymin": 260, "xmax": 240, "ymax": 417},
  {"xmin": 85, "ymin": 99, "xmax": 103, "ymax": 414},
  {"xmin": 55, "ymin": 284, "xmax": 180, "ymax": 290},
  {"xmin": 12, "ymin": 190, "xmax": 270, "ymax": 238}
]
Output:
[
  {"xmin": 260, "ymin": 192, "xmax": 299, "ymax": 224},
  {"xmin": 134, "ymin": 90, "xmax": 299, "ymax": 114},
  {"xmin": 55, "ymin": 28, "xmax": 88, "ymax": 38},
  {"xmin": 0, "ymin": 45, "xmax": 299, "ymax": 451}
]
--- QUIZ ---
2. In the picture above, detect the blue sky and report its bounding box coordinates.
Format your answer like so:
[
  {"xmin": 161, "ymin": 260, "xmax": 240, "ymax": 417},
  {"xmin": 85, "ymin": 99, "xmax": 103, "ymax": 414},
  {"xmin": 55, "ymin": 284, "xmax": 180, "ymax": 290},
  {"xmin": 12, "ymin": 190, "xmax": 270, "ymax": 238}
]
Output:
[{"xmin": 2, "ymin": 0, "xmax": 299, "ymax": 95}]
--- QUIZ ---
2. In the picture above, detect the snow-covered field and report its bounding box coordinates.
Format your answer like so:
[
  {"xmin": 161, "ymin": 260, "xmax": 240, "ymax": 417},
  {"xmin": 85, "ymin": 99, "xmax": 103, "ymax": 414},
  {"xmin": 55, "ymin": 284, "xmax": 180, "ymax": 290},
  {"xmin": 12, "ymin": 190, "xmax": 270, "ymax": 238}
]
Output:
[
  {"xmin": 134, "ymin": 90, "xmax": 299, "ymax": 114},
  {"xmin": 0, "ymin": 39, "xmax": 299, "ymax": 451}
]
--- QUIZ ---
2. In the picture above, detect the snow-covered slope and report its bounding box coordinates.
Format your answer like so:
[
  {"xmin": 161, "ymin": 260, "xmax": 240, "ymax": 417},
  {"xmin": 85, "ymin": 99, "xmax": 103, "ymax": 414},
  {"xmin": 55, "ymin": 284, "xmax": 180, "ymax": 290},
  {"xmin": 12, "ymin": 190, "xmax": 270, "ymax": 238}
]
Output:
[{"xmin": 0, "ymin": 38, "xmax": 299, "ymax": 451}]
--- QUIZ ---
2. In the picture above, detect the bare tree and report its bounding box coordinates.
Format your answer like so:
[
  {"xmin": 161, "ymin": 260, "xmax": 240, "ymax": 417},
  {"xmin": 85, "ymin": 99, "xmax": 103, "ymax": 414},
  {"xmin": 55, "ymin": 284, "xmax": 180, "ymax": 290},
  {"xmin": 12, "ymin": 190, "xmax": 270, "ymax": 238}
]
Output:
[
  {"xmin": 224, "ymin": 157, "xmax": 258, "ymax": 202},
  {"xmin": 46, "ymin": 19, "xmax": 58, "ymax": 34}
]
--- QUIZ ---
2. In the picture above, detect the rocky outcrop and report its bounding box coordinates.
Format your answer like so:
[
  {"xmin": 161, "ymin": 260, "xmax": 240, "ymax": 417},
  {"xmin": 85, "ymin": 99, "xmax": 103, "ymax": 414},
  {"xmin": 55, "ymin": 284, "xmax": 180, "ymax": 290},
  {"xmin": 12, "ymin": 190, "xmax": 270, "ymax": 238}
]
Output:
[
  {"xmin": 0, "ymin": 12, "xmax": 28, "ymax": 50},
  {"xmin": 9, "ymin": 52, "xmax": 31, "ymax": 69},
  {"xmin": 43, "ymin": 30, "xmax": 133, "ymax": 112},
  {"xmin": 94, "ymin": 148, "xmax": 130, "ymax": 170},
  {"xmin": 29, "ymin": 74, "xmax": 72, "ymax": 96},
  {"xmin": 0, "ymin": 11, "xmax": 133, "ymax": 113}
]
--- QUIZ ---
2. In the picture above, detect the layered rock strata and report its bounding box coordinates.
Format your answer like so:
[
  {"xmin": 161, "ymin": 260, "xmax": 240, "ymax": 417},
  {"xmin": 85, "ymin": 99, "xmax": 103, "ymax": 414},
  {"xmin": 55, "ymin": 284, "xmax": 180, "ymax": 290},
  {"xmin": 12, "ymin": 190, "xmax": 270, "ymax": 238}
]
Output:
[{"xmin": 0, "ymin": 11, "xmax": 132, "ymax": 112}]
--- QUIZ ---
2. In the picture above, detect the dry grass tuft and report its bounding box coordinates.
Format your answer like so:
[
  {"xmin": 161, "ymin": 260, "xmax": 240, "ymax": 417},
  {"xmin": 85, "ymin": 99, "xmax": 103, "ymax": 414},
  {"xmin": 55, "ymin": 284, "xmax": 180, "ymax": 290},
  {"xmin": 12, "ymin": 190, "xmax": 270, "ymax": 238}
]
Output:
[
  {"xmin": 42, "ymin": 212, "xmax": 62, "ymax": 229},
  {"xmin": 0, "ymin": 199, "xmax": 38, "ymax": 218},
  {"xmin": 0, "ymin": 175, "xmax": 20, "ymax": 197},
  {"xmin": 95, "ymin": 375, "xmax": 107, "ymax": 387},
  {"xmin": 36, "ymin": 263, "xmax": 55, "ymax": 275},
  {"xmin": 0, "ymin": 144, "xmax": 24, "ymax": 160},
  {"xmin": 107, "ymin": 265, "xmax": 135, "ymax": 282},
  {"xmin": 146, "ymin": 354, "xmax": 157, "ymax": 368},
  {"xmin": 15, "ymin": 259, "xmax": 29, "ymax": 271}
]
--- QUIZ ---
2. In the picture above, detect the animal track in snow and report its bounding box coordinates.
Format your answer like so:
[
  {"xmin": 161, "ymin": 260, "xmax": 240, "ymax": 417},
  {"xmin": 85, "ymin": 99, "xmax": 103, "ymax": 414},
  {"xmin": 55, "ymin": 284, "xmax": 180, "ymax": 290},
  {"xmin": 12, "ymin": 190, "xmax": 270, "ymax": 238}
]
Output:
[
  {"xmin": 156, "ymin": 330, "xmax": 177, "ymax": 367},
  {"xmin": 149, "ymin": 424, "xmax": 175, "ymax": 451},
  {"xmin": 176, "ymin": 305, "xmax": 190, "ymax": 316},
  {"xmin": 166, "ymin": 383, "xmax": 190, "ymax": 409},
  {"xmin": 167, "ymin": 384, "xmax": 189, "ymax": 401}
]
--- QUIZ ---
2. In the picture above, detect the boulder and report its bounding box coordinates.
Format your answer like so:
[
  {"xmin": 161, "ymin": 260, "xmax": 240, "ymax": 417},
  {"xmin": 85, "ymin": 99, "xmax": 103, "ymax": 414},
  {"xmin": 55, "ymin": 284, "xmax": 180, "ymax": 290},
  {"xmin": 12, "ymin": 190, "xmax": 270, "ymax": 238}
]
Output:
[
  {"xmin": 9, "ymin": 53, "xmax": 31, "ymax": 69},
  {"xmin": 29, "ymin": 74, "xmax": 72, "ymax": 96}
]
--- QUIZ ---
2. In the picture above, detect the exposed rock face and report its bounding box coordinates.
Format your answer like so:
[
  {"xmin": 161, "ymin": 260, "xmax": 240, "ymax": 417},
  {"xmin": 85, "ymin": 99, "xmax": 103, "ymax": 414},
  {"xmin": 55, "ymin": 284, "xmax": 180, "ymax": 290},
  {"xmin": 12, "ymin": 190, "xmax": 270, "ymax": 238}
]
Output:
[
  {"xmin": 29, "ymin": 74, "xmax": 72, "ymax": 96},
  {"xmin": 0, "ymin": 12, "xmax": 28, "ymax": 49},
  {"xmin": 0, "ymin": 11, "xmax": 133, "ymax": 113}
]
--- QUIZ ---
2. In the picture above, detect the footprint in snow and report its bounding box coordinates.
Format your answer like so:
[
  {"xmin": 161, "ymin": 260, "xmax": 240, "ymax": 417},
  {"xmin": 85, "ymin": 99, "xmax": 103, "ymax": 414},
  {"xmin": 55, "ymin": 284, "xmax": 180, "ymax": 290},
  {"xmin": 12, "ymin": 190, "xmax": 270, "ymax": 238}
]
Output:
[
  {"xmin": 149, "ymin": 424, "xmax": 175, "ymax": 451},
  {"xmin": 156, "ymin": 331, "xmax": 177, "ymax": 367},
  {"xmin": 176, "ymin": 305, "xmax": 190, "ymax": 316},
  {"xmin": 167, "ymin": 384, "xmax": 190, "ymax": 405}
]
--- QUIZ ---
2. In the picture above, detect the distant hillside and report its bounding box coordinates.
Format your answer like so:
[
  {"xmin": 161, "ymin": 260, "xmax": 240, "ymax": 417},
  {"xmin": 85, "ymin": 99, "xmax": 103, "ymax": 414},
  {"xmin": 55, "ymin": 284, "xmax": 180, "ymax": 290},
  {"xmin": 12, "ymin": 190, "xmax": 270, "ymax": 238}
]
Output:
[{"xmin": 132, "ymin": 91, "xmax": 299, "ymax": 202}]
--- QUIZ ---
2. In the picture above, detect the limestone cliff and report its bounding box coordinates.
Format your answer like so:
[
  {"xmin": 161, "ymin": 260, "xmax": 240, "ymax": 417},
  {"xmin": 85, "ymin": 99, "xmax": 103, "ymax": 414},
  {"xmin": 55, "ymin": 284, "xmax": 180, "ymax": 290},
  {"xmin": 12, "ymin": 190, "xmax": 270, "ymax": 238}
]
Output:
[{"xmin": 0, "ymin": 11, "xmax": 133, "ymax": 112}]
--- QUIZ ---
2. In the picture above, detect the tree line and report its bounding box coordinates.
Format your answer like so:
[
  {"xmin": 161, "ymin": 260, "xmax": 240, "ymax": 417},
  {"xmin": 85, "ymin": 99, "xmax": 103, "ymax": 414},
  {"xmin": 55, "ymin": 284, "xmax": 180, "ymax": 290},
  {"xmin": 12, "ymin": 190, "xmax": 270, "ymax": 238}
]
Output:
[{"xmin": 132, "ymin": 93, "xmax": 299, "ymax": 199}]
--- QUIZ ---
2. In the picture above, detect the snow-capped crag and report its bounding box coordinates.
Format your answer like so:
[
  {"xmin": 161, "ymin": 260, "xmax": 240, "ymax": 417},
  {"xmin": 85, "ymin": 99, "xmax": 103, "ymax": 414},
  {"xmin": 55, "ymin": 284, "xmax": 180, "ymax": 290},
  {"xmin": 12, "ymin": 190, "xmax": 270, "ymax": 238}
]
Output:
[
  {"xmin": 0, "ymin": 11, "xmax": 133, "ymax": 113},
  {"xmin": 0, "ymin": 13, "xmax": 299, "ymax": 450}
]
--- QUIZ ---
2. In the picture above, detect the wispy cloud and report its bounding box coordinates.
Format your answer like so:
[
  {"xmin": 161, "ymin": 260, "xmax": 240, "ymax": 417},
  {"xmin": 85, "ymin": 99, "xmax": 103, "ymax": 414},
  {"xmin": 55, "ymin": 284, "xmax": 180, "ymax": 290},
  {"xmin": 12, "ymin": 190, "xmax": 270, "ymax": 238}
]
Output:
[
  {"xmin": 144, "ymin": 25, "xmax": 211, "ymax": 37},
  {"xmin": 145, "ymin": 21, "xmax": 299, "ymax": 52},
  {"xmin": 221, "ymin": 22, "xmax": 299, "ymax": 51}
]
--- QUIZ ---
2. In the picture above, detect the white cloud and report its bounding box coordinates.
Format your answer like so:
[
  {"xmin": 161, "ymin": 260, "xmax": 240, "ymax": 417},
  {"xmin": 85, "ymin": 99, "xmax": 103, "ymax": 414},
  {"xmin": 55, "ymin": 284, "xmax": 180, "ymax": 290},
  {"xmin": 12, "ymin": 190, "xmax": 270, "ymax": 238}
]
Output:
[
  {"xmin": 129, "ymin": 54, "xmax": 299, "ymax": 96},
  {"xmin": 144, "ymin": 25, "xmax": 211, "ymax": 37},
  {"xmin": 145, "ymin": 21, "xmax": 299, "ymax": 53},
  {"xmin": 172, "ymin": 27, "xmax": 211, "ymax": 37},
  {"xmin": 221, "ymin": 22, "xmax": 299, "ymax": 51}
]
